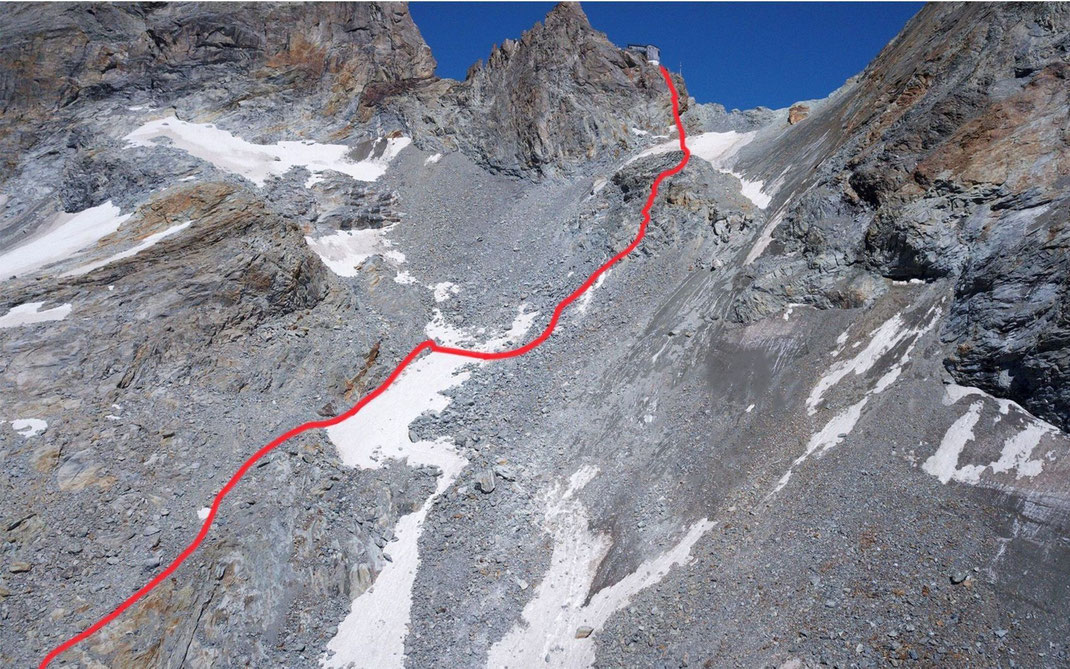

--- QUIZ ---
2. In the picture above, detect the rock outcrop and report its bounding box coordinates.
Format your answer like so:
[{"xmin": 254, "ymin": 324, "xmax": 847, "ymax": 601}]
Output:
[
  {"xmin": 449, "ymin": 3, "xmax": 686, "ymax": 175},
  {"xmin": 0, "ymin": 2, "xmax": 434, "ymax": 180},
  {"xmin": 381, "ymin": 3, "xmax": 687, "ymax": 176},
  {"xmin": 736, "ymin": 2, "xmax": 1070, "ymax": 429},
  {"xmin": 787, "ymin": 103, "xmax": 809, "ymax": 124}
]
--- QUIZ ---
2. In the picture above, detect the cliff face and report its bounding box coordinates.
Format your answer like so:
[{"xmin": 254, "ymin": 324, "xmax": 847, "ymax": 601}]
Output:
[
  {"xmin": 735, "ymin": 2, "xmax": 1070, "ymax": 429},
  {"xmin": 375, "ymin": 2, "xmax": 687, "ymax": 176},
  {"xmin": 447, "ymin": 3, "xmax": 686, "ymax": 175},
  {"xmin": 0, "ymin": 2, "xmax": 435, "ymax": 178},
  {"xmin": 0, "ymin": 2, "xmax": 435, "ymax": 109}
]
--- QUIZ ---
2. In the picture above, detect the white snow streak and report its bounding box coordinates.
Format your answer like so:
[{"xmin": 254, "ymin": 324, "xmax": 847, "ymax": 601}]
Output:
[
  {"xmin": 922, "ymin": 384, "xmax": 1060, "ymax": 485},
  {"xmin": 923, "ymin": 402, "xmax": 985, "ymax": 484},
  {"xmin": 64, "ymin": 220, "xmax": 191, "ymax": 276},
  {"xmin": 0, "ymin": 202, "xmax": 132, "ymax": 279},
  {"xmin": 424, "ymin": 153, "xmax": 442, "ymax": 165},
  {"xmin": 0, "ymin": 302, "xmax": 72, "ymax": 328},
  {"xmin": 125, "ymin": 116, "xmax": 410, "ymax": 187},
  {"xmin": 486, "ymin": 467, "xmax": 713, "ymax": 669},
  {"xmin": 575, "ymin": 272, "xmax": 608, "ymax": 315},
  {"xmin": 772, "ymin": 398, "xmax": 868, "ymax": 494},
  {"xmin": 745, "ymin": 208, "xmax": 785, "ymax": 265},
  {"xmin": 806, "ymin": 313, "xmax": 910, "ymax": 415}
]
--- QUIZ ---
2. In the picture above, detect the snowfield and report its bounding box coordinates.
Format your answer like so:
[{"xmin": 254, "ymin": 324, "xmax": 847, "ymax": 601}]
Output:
[
  {"xmin": 0, "ymin": 202, "xmax": 132, "ymax": 279},
  {"xmin": 0, "ymin": 302, "xmax": 72, "ymax": 328},
  {"xmin": 125, "ymin": 116, "xmax": 410, "ymax": 187}
]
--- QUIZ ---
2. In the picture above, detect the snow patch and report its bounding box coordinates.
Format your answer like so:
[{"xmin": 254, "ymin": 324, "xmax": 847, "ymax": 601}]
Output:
[
  {"xmin": 991, "ymin": 422, "xmax": 1055, "ymax": 479},
  {"xmin": 726, "ymin": 170, "xmax": 772, "ymax": 209},
  {"xmin": 393, "ymin": 271, "xmax": 418, "ymax": 285},
  {"xmin": 575, "ymin": 272, "xmax": 608, "ymax": 316},
  {"xmin": 426, "ymin": 305, "xmax": 539, "ymax": 353},
  {"xmin": 627, "ymin": 131, "xmax": 770, "ymax": 208},
  {"xmin": 12, "ymin": 418, "xmax": 47, "ymax": 437},
  {"xmin": 305, "ymin": 226, "xmax": 406, "ymax": 277},
  {"xmin": 486, "ymin": 466, "xmax": 712, "ymax": 668},
  {"xmin": 0, "ymin": 302, "xmax": 72, "ymax": 328},
  {"xmin": 924, "ymin": 385, "xmax": 1061, "ymax": 485},
  {"xmin": 922, "ymin": 402, "xmax": 985, "ymax": 484},
  {"xmin": 0, "ymin": 202, "xmax": 132, "ymax": 279},
  {"xmin": 125, "ymin": 116, "xmax": 410, "ymax": 187},
  {"xmin": 830, "ymin": 329, "xmax": 851, "ymax": 358},
  {"xmin": 424, "ymin": 153, "xmax": 442, "ymax": 165},
  {"xmin": 432, "ymin": 281, "xmax": 460, "ymax": 303},
  {"xmin": 942, "ymin": 383, "xmax": 1014, "ymax": 414},
  {"xmin": 64, "ymin": 220, "xmax": 191, "ymax": 276},
  {"xmin": 782, "ymin": 303, "xmax": 804, "ymax": 321}
]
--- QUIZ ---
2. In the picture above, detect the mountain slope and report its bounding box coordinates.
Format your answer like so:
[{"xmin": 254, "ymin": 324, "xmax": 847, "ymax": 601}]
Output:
[{"xmin": 0, "ymin": 3, "xmax": 1067, "ymax": 668}]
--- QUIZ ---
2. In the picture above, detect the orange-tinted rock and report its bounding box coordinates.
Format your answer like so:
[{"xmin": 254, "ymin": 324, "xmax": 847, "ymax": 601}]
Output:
[{"xmin": 788, "ymin": 104, "xmax": 810, "ymax": 124}]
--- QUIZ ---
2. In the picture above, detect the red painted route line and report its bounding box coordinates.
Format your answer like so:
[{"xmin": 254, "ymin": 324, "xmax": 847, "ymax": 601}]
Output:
[{"xmin": 40, "ymin": 65, "xmax": 690, "ymax": 668}]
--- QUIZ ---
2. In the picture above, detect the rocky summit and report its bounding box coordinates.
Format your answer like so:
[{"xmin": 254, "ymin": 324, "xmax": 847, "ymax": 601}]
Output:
[{"xmin": 1, "ymin": 2, "xmax": 1068, "ymax": 668}]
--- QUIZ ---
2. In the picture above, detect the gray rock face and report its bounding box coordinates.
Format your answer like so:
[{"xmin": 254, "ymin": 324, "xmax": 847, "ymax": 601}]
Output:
[
  {"xmin": 735, "ymin": 2, "xmax": 1070, "ymax": 429},
  {"xmin": 381, "ymin": 3, "xmax": 688, "ymax": 177},
  {"xmin": 0, "ymin": 2, "xmax": 434, "ymax": 120},
  {"xmin": 446, "ymin": 3, "xmax": 686, "ymax": 176}
]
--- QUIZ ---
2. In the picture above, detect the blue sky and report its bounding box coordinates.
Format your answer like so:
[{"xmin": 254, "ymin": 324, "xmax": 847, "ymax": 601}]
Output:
[{"xmin": 409, "ymin": 2, "xmax": 923, "ymax": 110}]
